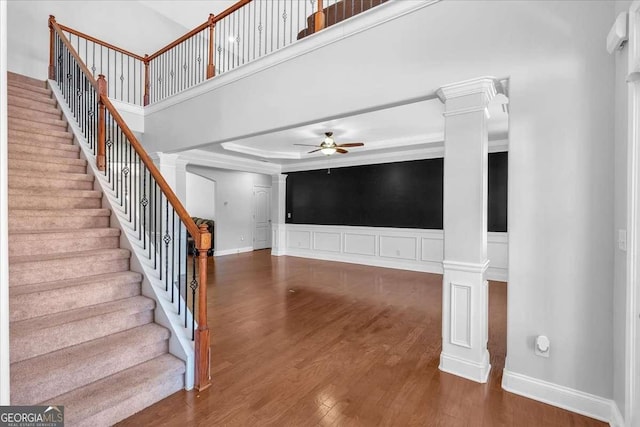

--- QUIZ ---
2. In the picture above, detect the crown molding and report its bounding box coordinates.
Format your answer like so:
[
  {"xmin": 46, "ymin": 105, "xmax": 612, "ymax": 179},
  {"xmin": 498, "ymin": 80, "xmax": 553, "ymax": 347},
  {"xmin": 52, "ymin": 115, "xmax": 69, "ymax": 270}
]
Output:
[{"xmin": 436, "ymin": 77, "xmax": 499, "ymax": 104}]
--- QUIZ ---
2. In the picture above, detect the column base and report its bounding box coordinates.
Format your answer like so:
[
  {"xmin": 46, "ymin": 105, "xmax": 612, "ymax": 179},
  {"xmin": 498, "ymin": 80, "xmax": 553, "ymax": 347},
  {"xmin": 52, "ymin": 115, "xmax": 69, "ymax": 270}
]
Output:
[{"xmin": 439, "ymin": 350, "xmax": 491, "ymax": 383}]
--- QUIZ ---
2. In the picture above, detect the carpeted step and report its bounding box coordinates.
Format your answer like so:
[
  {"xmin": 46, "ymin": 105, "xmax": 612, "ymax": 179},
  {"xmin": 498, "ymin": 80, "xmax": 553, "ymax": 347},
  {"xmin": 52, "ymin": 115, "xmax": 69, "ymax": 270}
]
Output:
[
  {"xmin": 9, "ymin": 188, "xmax": 102, "ymax": 209},
  {"xmin": 9, "ymin": 143, "xmax": 78, "ymax": 159},
  {"xmin": 7, "ymin": 85, "xmax": 53, "ymax": 103},
  {"xmin": 7, "ymin": 71, "xmax": 47, "ymax": 88},
  {"xmin": 9, "ymin": 116, "xmax": 67, "ymax": 132},
  {"xmin": 9, "ymin": 295, "xmax": 155, "ymax": 364},
  {"xmin": 9, "ymin": 169, "xmax": 93, "ymax": 191},
  {"xmin": 8, "ymin": 151, "xmax": 84, "ymax": 166},
  {"xmin": 9, "ymin": 271, "xmax": 142, "ymax": 322},
  {"xmin": 7, "ymin": 79, "xmax": 51, "ymax": 96},
  {"xmin": 8, "ymin": 136, "xmax": 77, "ymax": 152},
  {"xmin": 46, "ymin": 354, "xmax": 185, "ymax": 427},
  {"xmin": 11, "ymin": 324, "xmax": 169, "ymax": 405},
  {"xmin": 9, "ymin": 248, "xmax": 130, "ymax": 287},
  {"xmin": 9, "ymin": 128, "xmax": 72, "ymax": 144},
  {"xmin": 9, "ymin": 228, "xmax": 120, "ymax": 257},
  {"xmin": 9, "ymin": 95, "xmax": 60, "ymax": 114},
  {"xmin": 8, "ymin": 208, "xmax": 109, "ymax": 231},
  {"xmin": 8, "ymin": 104, "xmax": 62, "ymax": 122},
  {"xmin": 7, "ymin": 158, "xmax": 86, "ymax": 174},
  {"xmin": 8, "ymin": 123, "xmax": 71, "ymax": 140}
]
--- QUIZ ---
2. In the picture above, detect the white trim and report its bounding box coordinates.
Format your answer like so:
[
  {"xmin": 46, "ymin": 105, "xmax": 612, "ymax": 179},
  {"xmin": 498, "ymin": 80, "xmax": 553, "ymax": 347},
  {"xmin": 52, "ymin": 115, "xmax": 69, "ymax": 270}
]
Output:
[
  {"xmin": 0, "ymin": 0, "xmax": 10, "ymax": 406},
  {"xmin": 626, "ymin": 2, "xmax": 640, "ymax": 424},
  {"xmin": 436, "ymin": 77, "xmax": 499, "ymax": 103},
  {"xmin": 442, "ymin": 259, "xmax": 490, "ymax": 274},
  {"xmin": 439, "ymin": 352, "xmax": 490, "ymax": 383},
  {"xmin": 180, "ymin": 149, "xmax": 281, "ymax": 175},
  {"xmin": 214, "ymin": 246, "xmax": 254, "ymax": 257},
  {"xmin": 502, "ymin": 369, "xmax": 623, "ymax": 426}
]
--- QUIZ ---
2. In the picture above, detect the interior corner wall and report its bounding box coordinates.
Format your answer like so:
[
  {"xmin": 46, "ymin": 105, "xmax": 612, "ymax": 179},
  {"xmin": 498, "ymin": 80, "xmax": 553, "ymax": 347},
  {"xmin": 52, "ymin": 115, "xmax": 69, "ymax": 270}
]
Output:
[
  {"xmin": 613, "ymin": 0, "xmax": 632, "ymax": 416},
  {"xmin": 185, "ymin": 172, "xmax": 216, "ymax": 220},
  {"xmin": 186, "ymin": 165, "xmax": 271, "ymax": 254}
]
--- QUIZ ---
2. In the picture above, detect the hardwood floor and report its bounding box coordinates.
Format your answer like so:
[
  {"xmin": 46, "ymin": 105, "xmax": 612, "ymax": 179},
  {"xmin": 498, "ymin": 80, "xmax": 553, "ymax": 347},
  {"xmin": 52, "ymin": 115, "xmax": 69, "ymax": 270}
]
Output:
[{"xmin": 118, "ymin": 250, "xmax": 604, "ymax": 426}]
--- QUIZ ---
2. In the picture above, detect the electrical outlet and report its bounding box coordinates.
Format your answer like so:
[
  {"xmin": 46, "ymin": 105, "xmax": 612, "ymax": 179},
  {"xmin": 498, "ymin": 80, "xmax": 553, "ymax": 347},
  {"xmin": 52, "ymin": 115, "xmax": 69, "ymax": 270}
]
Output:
[
  {"xmin": 287, "ymin": 213, "xmax": 291, "ymax": 219},
  {"xmin": 240, "ymin": 235, "xmax": 244, "ymax": 241},
  {"xmin": 618, "ymin": 229, "xmax": 627, "ymax": 251},
  {"xmin": 535, "ymin": 335, "xmax": 550, "ymax": 358}
]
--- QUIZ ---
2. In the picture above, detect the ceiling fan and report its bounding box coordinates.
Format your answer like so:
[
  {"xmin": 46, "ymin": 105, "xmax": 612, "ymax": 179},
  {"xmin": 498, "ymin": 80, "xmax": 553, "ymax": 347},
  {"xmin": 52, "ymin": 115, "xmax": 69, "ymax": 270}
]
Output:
[{"xmin": 294, "ymin": 132, "xmax": 364, "ymax": 155}]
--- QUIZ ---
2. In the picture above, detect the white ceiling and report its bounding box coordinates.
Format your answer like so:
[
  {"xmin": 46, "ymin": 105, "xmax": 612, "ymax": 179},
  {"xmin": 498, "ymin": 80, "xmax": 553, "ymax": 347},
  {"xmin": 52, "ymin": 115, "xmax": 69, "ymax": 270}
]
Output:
[{"xmin": 195, "ymin": 92, "xmax": 509, "ymax": 166}]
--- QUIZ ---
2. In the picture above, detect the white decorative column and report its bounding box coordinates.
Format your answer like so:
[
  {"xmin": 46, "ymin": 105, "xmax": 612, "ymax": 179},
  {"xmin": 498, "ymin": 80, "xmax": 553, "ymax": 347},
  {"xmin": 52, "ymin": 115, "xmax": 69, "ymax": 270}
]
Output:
[
  {"xmin": 151, "ymin": 152, "xmax": 188, "ymax": 204},
  {"xmin": 437, "ymin": 77, "xmax": 498, "ymax": 383},
  {"xmin": 271, "ymin": 174, "xmax": 288, "ymax": 256}
]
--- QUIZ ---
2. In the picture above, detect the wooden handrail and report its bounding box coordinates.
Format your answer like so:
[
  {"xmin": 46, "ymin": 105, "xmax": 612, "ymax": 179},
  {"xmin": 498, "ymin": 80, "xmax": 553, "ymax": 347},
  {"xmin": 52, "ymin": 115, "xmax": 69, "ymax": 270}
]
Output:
[
  {"xmin": 50, "ymin": 17, "xmax": 211, "ymax": 391},
  {"xmin": 57, "ymin": 22, "xmax": 146, "ymax": 62},
  {"xmin": 146, "ymin": 20, "xmax": 210, "ymax": 62}
]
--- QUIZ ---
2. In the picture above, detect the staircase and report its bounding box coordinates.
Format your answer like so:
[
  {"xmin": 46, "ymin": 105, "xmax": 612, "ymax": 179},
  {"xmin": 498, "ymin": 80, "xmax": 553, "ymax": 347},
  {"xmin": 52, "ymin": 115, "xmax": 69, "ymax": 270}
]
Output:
[{"xmin": 7, "ymin": 72, "xmax": 185, "ymax": 426}]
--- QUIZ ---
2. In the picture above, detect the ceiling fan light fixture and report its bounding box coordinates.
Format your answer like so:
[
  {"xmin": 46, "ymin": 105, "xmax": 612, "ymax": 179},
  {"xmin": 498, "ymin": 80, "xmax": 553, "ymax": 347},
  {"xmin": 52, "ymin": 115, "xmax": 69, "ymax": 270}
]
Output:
[{"xmin": 320, "ymin": 146, "xmax": 337, "ymax": 155}]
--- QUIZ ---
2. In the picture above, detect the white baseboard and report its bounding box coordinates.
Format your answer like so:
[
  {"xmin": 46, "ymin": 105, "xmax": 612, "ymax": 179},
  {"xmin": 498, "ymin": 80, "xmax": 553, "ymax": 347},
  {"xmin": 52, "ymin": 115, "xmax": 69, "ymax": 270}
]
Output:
[
  {"xmin": 502, "ymin": 369, "xmax": 623, "ymax": 426},
  {"xmin": 214, "ymin": 246, "xmax": 254, "ymax": 257},
  {"xmin": 439, "ymin": 352, "xmax": 491, "ymax": 383}
]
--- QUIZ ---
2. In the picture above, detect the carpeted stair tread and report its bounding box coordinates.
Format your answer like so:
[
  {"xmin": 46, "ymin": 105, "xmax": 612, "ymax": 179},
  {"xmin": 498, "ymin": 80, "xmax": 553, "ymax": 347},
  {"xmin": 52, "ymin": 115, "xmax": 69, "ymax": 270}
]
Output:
[
  {"xmin": 7, "ymin": 79, "xmax": 52, "ymax": 96},
  {"xmin": 10, "ymin": 295, "xmax": 155, "ymax": 363},
  {"xmin": 8, "ymin": 188, "xmax": 101, "ymax": 198},
  {"xmin": 9, "ymin": 142, "xmax": 77, "ymax": 159},
  {"xmin": 8, "ymin": 151, "xmax": 84, "ymax": 166},
  {"xmin": 9, "ymin": 136, "xmax": 77, "ymax": 151},
  {"xmin": 9, "ymin": 128, "xmax": 72, "ymax": 144},
  {"xmin": 9, "ymin": 95, "xmax": 60, "ymax": 113},
  {"xmin": 9, "ymin": 115, "xmax": 67, "ymax": 130},
  {"xmin": 8, "ymin": 228, "xmax": 120, "ymax": 257},
  {"xmin": 7, "ymin": 158, "xmax": 85, "ymax": 174},
  {"xmin": 9, "ymin": 208, "xmax": 110, "ymax": 218},
  {"xmin": 8, "ymin": 122, "xmax": 71, "ymax": 139},
  {"xmin": 10, "ymin": 324, "xmax": 169, "ymax": 405},
  {"xmin": 7, "ymin": 85, "xmax": 54, "ymax": 103},
  {"xmin": 46, "ymin": 354, "xmax": 185, "ymax": 427},
  {"xmin": 10, "ymin": 247, "xmax": 129, "ymax": 265},
  {"xmin": 10, "ymin": 272, "xmax": 142, "ymax": 321},
  {"xmin": 7, "ymin": 71, "xmax": 47, "ymax": 88},
  {"xmin": 8, "ymin": 249, "xmax": 131, "ymax": 286},
  {"xmin": 9, "ymin": 104, "xmax": 62, "ymax": 120},
  {"xmin": 9, "ymin": 169, "xmax": 91, "ymax": 181}
]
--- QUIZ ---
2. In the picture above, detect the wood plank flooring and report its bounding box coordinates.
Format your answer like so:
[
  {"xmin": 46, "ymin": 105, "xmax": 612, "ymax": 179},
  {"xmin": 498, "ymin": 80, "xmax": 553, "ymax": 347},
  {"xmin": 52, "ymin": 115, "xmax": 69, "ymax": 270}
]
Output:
[{"xmin": 118, "ymin": 250, "xmax": 604, "ymax": 426}]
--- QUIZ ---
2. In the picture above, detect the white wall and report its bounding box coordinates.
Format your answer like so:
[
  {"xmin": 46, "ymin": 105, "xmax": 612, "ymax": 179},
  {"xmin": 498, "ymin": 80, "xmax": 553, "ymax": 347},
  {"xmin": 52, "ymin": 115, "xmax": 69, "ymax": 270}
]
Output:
[
  {"xmin": 186, "ymin": 165, "xmax": 270, "ymax": 255},
  {"xmin": 145, "ymin": 0, "xmax": 618, "ymax": 401},
  {"xmin": 186, "ymin": 172, "xmax": 216, "ymax": 220},
  {"xmin": 6, "ymin": 1, "xmax": 216, "ymax": 80},
  {"xmin": 0, "ymin": 0, "xmax": 9, "ymax": 406},
  {"xmin": 613, "ymin": 0, "xmax": 633, "ymax": 418}
]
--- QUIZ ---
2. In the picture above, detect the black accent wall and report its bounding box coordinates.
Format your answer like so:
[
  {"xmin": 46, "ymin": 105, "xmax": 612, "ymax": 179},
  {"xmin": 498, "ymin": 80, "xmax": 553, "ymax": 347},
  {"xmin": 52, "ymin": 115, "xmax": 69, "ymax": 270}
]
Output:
[{"xmin": 286, "ymin": 152, "xmax": 508, "ymax": 232}]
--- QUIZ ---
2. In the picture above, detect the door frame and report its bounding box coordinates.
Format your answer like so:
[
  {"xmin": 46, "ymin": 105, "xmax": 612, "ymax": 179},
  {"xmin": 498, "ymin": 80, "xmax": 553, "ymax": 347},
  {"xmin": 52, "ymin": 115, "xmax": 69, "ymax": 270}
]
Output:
[{"xmin": 253, "ymin": 185, "xmax": 272, "ymax": 250}]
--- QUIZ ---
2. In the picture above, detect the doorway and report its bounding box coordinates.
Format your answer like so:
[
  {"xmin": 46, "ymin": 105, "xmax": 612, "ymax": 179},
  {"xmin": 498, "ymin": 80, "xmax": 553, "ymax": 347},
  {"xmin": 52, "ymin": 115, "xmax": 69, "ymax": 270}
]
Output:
[{"xmin": 253, "ymin": 185, "xmax": 271, "ymax": 250}]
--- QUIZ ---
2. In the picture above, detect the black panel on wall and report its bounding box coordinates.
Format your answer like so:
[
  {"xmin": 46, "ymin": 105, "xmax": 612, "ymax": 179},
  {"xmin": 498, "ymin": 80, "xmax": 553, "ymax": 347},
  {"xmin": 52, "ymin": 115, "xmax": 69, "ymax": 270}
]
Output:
[{"xmin": 286, "ymin": 153, "xmax": 507, "ymax": 231}]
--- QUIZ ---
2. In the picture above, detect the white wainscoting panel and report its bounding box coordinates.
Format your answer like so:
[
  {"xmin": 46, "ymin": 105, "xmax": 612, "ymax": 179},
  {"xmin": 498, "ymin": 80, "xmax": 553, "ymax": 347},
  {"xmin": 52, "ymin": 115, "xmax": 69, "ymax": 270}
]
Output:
[
  {"xmin": 283, "ymin": 225, "xmax": 508, "ymax": 281},
  {"xmin": 344, "ymin": 233, "xmax": 376, "ymax": 256},
  {"xmin": 379, "ymin": 235, "xmax": 418, "ymax": 260},
  {"xmin": 313, "ymin": 232, "xmax": 341, "ymax": 252}
]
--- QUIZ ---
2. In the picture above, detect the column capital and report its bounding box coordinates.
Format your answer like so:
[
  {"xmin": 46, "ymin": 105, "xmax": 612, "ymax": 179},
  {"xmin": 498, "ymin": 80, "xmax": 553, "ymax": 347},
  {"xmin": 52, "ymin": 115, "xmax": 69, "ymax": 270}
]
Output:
[
  {"xmin": 271, "ymin": 173, "xmax": 288, "ymax": 185},
  {"xmin": 436, "ymin": 76, "xmax": 499, "ymax": 104}
]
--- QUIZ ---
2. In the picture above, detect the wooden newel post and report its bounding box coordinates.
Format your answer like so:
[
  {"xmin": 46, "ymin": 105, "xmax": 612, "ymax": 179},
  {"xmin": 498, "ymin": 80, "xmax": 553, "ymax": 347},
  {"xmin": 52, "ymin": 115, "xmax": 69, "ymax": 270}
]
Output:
[
  {"xmin": 195, "ymin": 223, "xmax": 212, "ymax": 391},
  {"xmin": 143, "ymin": 55, "xmax": 150, "ymax": 106},
  {"xmin": 48, "ymin": 16, "xmax": 56, "ymax": 80},
  {"xmin": 207, "ymin": 14, "xmax": 216, "ymax": 79},
  {"xmin": 314, "ymin": 0, "xmax": 325, "ymax": 33},
  {"xmin": 97, "ymin": 75, "xmax": 107, "ymax": 171}
]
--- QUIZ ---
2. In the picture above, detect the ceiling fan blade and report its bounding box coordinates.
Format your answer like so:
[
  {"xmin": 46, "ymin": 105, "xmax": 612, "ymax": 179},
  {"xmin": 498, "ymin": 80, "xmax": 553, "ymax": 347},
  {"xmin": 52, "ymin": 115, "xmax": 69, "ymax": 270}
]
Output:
[
  {"xmin": 294, "ymin": 144, "xmax": 320, "ymax": 147},
  {"xmin": 336, "ymin": 148, "xmax": 349, "ymax": 154},
  {"xmin": 336, "ymin": 142, "xmax": 364, "ymax": 148},
  {"xmin": 308, "ymin": 148, "xmax": 322, "ymax": 153}
]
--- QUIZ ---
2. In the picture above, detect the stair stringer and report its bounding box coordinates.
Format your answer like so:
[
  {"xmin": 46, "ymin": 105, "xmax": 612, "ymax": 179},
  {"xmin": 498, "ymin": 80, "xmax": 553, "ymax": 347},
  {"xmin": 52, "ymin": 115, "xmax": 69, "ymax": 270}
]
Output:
[{"xmin": 49, "ymin": 81, "xmax": 196, "ymax": 390}]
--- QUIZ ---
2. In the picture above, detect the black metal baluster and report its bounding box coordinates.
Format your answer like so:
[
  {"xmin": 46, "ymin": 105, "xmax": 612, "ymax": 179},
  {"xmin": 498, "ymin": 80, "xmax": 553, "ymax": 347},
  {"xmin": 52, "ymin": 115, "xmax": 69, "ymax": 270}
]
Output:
[
  {"xmin": 171, "ymin": 209, "xmax": 176, "ymax": 303},
  {"xmin": 141, "ymin": 166, "xmax": 147, "ymax": 249},
  {"xmin": 149, "ymin": 174, "xmax": 154, "ymax": 261},
  {"xmin": 164, "ymin": 198, "xmax": 170, "ymax": 291},
  {"xmin": 178, "ymin": 221, "xmax": 183, "ymax": 316}
]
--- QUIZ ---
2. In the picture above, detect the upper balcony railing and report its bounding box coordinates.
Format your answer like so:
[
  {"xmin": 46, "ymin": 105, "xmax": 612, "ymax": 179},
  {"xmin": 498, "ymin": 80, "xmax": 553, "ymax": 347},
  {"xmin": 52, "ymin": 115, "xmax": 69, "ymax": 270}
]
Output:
[{"xmin": 50, "ymin": 0, "xmax": 388, "ymax": 106}]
